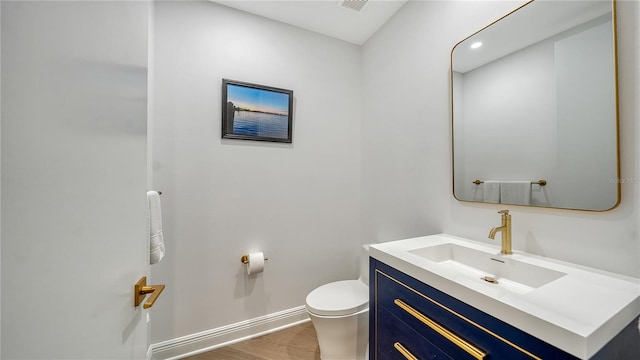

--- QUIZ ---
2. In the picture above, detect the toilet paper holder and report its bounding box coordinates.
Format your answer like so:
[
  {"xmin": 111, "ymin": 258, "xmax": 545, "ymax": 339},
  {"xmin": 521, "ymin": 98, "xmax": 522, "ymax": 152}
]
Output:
[{"xmin": 240, "ymin": 254, "xmax": 269, "ymax": 264}]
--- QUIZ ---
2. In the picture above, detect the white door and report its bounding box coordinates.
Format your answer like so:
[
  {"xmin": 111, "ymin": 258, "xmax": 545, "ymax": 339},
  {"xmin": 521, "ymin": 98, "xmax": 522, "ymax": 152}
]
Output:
[{"xmin": 1, "ymin": 1, "xmax": 152, "ymax": 358}]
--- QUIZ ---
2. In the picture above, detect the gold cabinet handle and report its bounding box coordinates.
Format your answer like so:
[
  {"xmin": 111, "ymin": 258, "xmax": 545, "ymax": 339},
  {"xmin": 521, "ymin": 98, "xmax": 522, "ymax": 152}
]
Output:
[
  {"xmin": 135, "ymin": 276, "xmax": 165, "ymax": 309},
  {"xmin": 394, "ymin": 299, "xmax": 486, "ymax": 360},
  {"xmin": 394, "ymin": 342, "xmax": 419, "ymax": 360}
]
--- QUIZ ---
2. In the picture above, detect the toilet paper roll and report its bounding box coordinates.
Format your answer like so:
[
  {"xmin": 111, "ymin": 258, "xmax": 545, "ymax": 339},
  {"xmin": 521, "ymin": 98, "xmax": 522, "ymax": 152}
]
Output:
[{"xmin": 245, "ymin": 252, "xmax": 265, "ymax": 275}]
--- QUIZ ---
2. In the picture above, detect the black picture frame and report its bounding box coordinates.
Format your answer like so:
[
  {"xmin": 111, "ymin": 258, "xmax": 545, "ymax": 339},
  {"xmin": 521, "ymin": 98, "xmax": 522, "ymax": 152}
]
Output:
[{"xmin": 222, "ymin": 79, "xmax": 293, "ymax": 143}]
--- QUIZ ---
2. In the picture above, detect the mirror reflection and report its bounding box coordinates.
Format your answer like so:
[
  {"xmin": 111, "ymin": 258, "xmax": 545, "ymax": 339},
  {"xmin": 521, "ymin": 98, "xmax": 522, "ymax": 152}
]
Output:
[{"xmin": 451, "ymin": 0, "xmax": 619, "ymax": 211}]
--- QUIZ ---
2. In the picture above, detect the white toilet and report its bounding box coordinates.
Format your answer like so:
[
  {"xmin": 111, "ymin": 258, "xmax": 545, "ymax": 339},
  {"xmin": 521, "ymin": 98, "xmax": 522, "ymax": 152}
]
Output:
[{"xmin": 305, "ymin": 245, "xmax": 370, "ymax": 360}]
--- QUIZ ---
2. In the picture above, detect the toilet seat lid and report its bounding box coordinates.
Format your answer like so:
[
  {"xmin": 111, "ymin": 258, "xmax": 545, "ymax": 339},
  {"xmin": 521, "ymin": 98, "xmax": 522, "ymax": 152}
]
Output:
[{"xmin": 306, "ymin": 280, "xmax": 368, "ymax": 316}]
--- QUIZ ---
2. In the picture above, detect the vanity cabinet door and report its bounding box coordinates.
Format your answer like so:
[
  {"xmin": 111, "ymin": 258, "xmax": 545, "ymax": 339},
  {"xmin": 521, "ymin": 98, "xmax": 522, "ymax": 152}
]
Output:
[{"xmin": 371, "ymin": 258, "xmax": 579, "ymax": 360}]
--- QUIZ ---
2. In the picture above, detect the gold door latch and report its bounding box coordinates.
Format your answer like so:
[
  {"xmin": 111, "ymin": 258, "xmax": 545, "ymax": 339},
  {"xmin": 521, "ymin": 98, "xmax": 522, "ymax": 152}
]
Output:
[{"xmin": 134, "ymin": 276, "xmax": 165, "ymax": 309}]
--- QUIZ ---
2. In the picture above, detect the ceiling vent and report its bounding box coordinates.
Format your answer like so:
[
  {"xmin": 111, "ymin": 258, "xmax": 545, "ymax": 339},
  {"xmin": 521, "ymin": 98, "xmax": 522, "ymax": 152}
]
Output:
[{"xmin": 338, "ymin": 0, "xmax": 369, "ymax": 12}]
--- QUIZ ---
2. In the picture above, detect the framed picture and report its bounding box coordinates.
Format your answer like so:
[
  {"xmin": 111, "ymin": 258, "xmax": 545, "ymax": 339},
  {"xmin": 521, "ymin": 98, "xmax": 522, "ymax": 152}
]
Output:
[{"xmin": 222, "ymin": 79, "xmax": 293, "ymax": 143}]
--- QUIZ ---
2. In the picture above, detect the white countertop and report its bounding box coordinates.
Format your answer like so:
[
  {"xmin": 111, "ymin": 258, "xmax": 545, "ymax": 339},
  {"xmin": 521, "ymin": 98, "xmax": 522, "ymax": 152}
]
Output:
[{"xmin": 369, "ymin": 234, "xmax": 640, "ymax": 359}]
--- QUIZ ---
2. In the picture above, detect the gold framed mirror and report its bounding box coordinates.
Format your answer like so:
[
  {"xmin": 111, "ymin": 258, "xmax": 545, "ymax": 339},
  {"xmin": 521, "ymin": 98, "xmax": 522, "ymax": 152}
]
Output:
[{"xmin": 450, "ymin": 0, "xmax": 620, "ymax": 211}]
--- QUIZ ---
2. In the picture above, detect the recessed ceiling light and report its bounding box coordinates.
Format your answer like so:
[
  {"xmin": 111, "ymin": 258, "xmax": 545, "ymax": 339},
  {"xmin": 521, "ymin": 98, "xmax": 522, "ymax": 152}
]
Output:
[{"xmin": 470, "ymin": 42, "xmax": 483, "ymax": 49}]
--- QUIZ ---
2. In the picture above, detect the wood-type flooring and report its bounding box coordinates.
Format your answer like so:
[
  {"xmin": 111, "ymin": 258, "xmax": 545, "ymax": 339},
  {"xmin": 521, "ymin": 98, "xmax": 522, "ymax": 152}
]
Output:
[{"xmin": 183, "ymin": 322, "xmax": 320, "ymax": 360}]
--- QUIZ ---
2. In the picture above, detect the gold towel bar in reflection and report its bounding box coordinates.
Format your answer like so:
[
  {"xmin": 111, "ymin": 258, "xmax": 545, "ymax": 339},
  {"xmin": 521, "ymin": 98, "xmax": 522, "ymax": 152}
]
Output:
[
  {"xmin": 473, "ymin": 179, "xmax": 547, "ymax": 186},
  {"xmin": 134, "ymin": 276, "xmax": 165, "ymax": 309}
]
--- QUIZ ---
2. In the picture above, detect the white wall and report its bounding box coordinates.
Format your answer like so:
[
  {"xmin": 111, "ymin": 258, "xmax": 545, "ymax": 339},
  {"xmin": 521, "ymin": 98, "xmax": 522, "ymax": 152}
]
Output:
[
  {"xmin": 150, "ymin": 1, "xmax": 362, "ymax": 344},
  {"xmin": 362, "ymin": 0, "xmax": 639, "ymax": 278},
  {"xmin": 0, "ymin": 2, "xmax": 3, "ymax": 355}
]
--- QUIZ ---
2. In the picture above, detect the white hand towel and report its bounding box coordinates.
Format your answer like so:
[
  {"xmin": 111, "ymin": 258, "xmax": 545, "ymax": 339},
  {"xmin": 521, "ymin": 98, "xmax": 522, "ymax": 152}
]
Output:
[
  {"xmin": 500, "ymin": 181, "xmax": 531, "ymax": 206},
  {"xmin": 147, "ymin": 191, "xmax": 165, "ymax": 264},
  {"xmin": 482, "ymin": 181, "xmax": 501, "ymax": 203}
]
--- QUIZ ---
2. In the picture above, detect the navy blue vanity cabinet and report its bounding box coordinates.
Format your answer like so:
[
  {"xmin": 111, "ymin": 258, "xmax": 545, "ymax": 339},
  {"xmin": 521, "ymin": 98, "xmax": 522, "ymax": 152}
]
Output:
[{"xmin": 369, "ymin": 258, "xmax": 579, "ymax": 360}]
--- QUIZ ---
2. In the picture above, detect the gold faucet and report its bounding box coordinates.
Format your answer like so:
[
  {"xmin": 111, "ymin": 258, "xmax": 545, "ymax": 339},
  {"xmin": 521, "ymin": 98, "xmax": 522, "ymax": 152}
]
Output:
[{"xmin": 488, "ymin": 210, "xmax": 512, "ymax": 255}]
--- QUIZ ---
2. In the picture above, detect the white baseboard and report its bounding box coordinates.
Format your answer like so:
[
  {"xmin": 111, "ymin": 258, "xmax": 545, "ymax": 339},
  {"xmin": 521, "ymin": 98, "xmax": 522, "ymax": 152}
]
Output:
[{"xmin": 150, "ymin": 305, "xmax": 310, "ymax": 360}]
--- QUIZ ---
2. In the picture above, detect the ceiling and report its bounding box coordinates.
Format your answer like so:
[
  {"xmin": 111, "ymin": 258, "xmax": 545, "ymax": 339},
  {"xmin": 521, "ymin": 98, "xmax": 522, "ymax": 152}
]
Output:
[
  {"xmin": 453, "ymin": 0, "xmax": 613, "ymax": 73},
  {"xmin": 211, "ymin": 0, "xmax": 408, "ymax": 45}
]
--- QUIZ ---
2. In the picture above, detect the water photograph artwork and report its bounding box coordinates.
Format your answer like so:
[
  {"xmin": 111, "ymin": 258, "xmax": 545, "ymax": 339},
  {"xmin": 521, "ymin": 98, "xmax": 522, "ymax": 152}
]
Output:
[{"xmin": 222, "ymin": 79, "xmax": 293, "ymax": 143}]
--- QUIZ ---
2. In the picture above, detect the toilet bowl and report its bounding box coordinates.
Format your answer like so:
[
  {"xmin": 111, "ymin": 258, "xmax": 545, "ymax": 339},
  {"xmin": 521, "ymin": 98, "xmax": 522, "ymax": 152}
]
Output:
[{"xmin": 305, "ymin": 245, "xmax": 370, "ymax": 360}]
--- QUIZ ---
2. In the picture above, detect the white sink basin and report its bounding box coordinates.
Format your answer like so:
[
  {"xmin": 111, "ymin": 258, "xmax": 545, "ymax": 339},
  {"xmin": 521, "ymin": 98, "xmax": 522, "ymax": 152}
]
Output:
[{"xmin": 410, "ymin": 243, "xmax": 566, "ymax": 293}]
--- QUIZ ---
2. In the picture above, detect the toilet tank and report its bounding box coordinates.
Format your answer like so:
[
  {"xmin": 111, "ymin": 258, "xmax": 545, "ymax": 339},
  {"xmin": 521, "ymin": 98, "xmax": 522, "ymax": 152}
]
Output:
[{"xmin": 359, "ymin": 244, "xmax": 370, "ymax": 286}]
